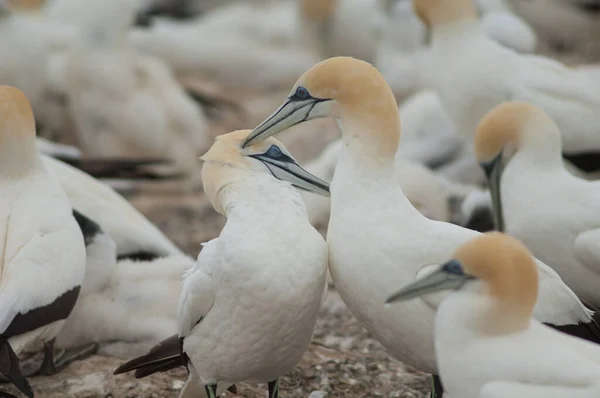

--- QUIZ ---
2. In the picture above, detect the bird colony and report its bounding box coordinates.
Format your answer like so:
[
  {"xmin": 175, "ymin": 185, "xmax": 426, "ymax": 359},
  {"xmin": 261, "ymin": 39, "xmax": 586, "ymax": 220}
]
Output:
[{"xmin": 0, "ymin": 0, "xmax": 599, "ymax": 397}]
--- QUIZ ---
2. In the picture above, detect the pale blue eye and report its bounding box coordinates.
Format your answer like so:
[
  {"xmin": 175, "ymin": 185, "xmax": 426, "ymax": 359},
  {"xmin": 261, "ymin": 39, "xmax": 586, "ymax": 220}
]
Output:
[
  {"xmin": 295, "ymin": 86, "xmax": 310, "ymax": 100},
  {"xmin": 442, "ymin": 260, "xmax": 464, "ymax": 275}
]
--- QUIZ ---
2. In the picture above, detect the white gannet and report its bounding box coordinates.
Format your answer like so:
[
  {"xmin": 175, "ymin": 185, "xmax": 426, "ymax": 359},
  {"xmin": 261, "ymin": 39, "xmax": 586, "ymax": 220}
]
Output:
[
  {"xmin": 0, "ymin": 0, "xmax": 75, "ymax": 137},
  {"xmin": 414, "ymin": 0, "xmax": 600, "ymax": 175},
  {"xmin": 48, "ymin": 0, "xmax": 210, "ymax": 180},
  {"xmin": 474, "ymin": 101, "xmax": 600, "ymax": 309},
  {"xmin": 114, "ymin": 130, "xmax": 329, "ymax": 398},
  {"xmin": 0, "ymin": 86, "xmax": 87, "ymax": 396},
  {"xmin": 387, "ymin": 232, "xmax": 600, "ymax": 398},
  {"xmin": 55, "ymin": 209, "xmax": 193, "ymax": 359},
  {"xmin": 476, "ymin": 0, "xmax": 537, "ymax": 54},
  {"xmin": 242, "ymin": 56, "xmax": 600, "ymax": 396},
  {"xmin": 41, "ymin": 154, "xmax": 182, "ymax": 259}
]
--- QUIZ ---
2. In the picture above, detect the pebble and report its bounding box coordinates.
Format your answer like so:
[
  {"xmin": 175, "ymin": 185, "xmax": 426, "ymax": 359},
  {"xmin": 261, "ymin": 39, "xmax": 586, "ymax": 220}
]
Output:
[{"xmin": 308, "ymin": 391, "xmax": 328, "ymax": 398}]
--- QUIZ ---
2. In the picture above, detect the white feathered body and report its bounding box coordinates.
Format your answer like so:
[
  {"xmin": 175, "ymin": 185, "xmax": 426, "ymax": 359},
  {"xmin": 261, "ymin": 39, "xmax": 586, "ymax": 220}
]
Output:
[
  {"xmin": 0, "ymin": 161, "xmax": 86, "ymax": 355},
  {"xmin": 501, "ymin": 150, "xmax": 600, "ymax": 307},
  {"xmin": 181, "ymin": 180, "xmax": 327, "ymax": 389},
  {"xmin": 65, "ymin": 46, "xmax": 209, "ymax": 173}
]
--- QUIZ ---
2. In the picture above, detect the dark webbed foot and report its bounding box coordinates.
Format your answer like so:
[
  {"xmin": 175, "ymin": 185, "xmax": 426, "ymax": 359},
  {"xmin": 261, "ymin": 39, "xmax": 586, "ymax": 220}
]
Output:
[
  {"xmin": 205, "ymin": 384, "xmax": 217, "ymax": 398},
  {"xmin": 21, "ymin": 341, "xmax": 98, "ymax": 377}
]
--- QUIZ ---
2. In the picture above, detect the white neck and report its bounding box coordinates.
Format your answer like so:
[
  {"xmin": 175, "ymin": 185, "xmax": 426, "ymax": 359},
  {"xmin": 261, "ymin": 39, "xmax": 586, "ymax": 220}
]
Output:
[
  {"xmin": 221, "ymin": 173, "xmax": 309, "ymax": 224},
  {"xmin": 0, "ymin": 136, "xmax": 40, "ymax": 179}
]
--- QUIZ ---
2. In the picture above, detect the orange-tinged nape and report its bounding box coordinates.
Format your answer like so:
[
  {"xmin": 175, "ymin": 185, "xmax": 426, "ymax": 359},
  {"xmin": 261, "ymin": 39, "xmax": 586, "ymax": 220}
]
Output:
[
  {"xmin": 474, "ymin": 101, "xmax": 557, "ymax": 163},
  {"xmin": 296, "ymin": 57, "xmax": 400, "ymax": 156},
  {"xmin": 299, "ymin": 0, "xmax": 338, "ymax": 21},
  {"xmin": 0, "ymin": 85, "xmax": 36, "ymax": 141},
  {"xmin": 454, "ymin": 232, "xmax": 538, "ymax": 332},
  {"xmin": 413, "ymin": 0, "xmax": 478, "ymax": 28}
]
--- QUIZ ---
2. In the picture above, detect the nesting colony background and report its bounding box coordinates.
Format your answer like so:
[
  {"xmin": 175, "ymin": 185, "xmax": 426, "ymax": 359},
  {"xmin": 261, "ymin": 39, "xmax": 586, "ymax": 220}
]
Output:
[{"xmin": 1, "ymin": 0, "xmax": 600, "ymax": 396}]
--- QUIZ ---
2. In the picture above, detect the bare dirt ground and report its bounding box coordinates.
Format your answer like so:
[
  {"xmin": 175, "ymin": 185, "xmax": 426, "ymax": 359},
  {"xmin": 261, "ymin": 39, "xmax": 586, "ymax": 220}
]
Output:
[{"xmin": 4, "ymin": 6, "xmax": 600, "ymax": 397}]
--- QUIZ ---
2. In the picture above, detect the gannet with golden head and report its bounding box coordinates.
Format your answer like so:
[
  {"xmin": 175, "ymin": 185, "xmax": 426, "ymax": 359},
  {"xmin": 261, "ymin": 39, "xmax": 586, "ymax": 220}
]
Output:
[
  {"xmin": 114, "ymin": 130, "xmax": 328, "ymax": 398},
  {"xmin": 0, "ymin": 86, "xmax": 87, "ymax": 397},
  {"xmin": 475, "ymin": 101, "xmax": 600, "ymax": 309},
  {"xmin": 243, "ymin": 56, "xmax": 600, "ymax": 396},
  {"xmin": 387, "ymin": 232, "xmax": 600, "ymax": 398},
  {"xmin": 413, "ymin": 0, "xmax": 600, "ymax": 175}
]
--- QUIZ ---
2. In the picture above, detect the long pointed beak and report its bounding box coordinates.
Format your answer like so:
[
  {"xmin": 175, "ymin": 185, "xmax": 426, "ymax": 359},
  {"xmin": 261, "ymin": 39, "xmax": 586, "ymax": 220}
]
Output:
[
  {"xmin": 481, "ymin": 155, "xmax": 505, "ymax": 232},
  {"xmin": 243, "ymin": 98, "xmax": 327, "ymax": 148},
  {"xmin": 385, "ymin": 265, "xmax": 471, "ymax": 304},
  {"xmin": 250, "ymin": 154, "xmax": 330, "ymax": 197}
]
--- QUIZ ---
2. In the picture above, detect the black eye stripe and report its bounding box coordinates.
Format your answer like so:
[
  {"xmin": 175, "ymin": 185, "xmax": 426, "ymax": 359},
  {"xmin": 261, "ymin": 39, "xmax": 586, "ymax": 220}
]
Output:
[
  {"xmin": 442, "ymin": 260, "xmax": 465, "ymax": 275},
  {"xmin": 292, "ymin": 86, "xmax": 311, "ymax": 100}
]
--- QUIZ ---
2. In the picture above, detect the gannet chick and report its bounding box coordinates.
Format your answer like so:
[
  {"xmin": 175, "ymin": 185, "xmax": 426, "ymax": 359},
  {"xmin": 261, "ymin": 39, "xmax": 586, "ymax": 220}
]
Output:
[
  {"xmin": 114, "ymin": 130, "xmax": 328, "ymax": 398},
  {"xmin": 52, "ymin": 0, "xmax": 210, "ymax": 180},
  {"xmin": 0, "ymin": 86, "xmax": 87, "ymax": 396},
  {"xmin": 387, "ymin": 232, "xmax": 600, "ymax": 398},
  {"xmin": 474, "ymin": 101, "xmax": 600, "ymax": 309},
  {"xmin": 414, "ymin": 0, "xmax": 600, "ymax": 175},
  {"xmin": 41, "ymin": 155, "xmax": 182, "ymax": 259},
  {"xmin": 55, "ymin": 210, "xmax": 193, "ymax": 358},
  {"xmin": 242, "ymin": 56, "xmax": 600, "ymax": 396}
]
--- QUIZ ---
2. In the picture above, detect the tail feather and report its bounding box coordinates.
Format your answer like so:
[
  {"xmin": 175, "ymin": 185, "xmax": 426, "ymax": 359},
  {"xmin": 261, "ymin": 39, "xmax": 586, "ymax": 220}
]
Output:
[
  {"xmin": 134, "ymin": 357, "xmax": 184, "ymax": 378},
  {"xmin": 114, "ymin": 334, "xmax": 183, "ymax": 376},
  {"xmin": 548, "ymin": 302, "xmax": 600, "ymax": 344}
]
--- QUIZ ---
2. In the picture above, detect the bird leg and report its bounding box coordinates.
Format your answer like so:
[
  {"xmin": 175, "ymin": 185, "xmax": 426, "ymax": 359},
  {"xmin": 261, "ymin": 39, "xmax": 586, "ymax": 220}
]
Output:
[
  {"xmin": 268, "ymin": 379, "xmax": 280, "ymax": 398},
  {"xmin": 0, "ymin": 339, "xmax": 33, "ymax": 398},
  {"xmin": 22, "ymin": 340, "xmax": 98, "ymax": 377},
  {"xmin": 430, "ymin": 374, "xmax": 443, "ymax": 398},
  {"xmin": 204, "ymin": 384, "xmax": 218, "ymax": 398}
]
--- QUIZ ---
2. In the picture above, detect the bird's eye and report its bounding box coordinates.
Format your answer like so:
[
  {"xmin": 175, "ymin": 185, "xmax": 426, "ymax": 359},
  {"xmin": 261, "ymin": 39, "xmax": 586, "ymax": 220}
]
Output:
[
  {"xmin": 266, "ymin": 145, "xmax": 284, "ymax": 158},
  {"xmin": 442, "ymin": 260, "xmax": 464, "ymax": 275},
  {"xmin": 294, "ymin": 86, "xmax": 310, "ymax": 100}
]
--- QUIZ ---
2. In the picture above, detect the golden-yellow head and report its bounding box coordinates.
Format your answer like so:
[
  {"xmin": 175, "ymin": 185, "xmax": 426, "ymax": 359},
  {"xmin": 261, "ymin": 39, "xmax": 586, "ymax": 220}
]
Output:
[
  {"xmin": 244, "ymin": 57, "xmax": 400, "ymax": 156},
  {"xmin": 201, "ymin": 130, "xmax": 329, "ymax": 215},
  {"xmin": 413, "ymin": 0, "xmax": 478, "ymax": 28},
  {"xmin": 299, "ymin": 0, "xmax": 338, "ymax": 22}
]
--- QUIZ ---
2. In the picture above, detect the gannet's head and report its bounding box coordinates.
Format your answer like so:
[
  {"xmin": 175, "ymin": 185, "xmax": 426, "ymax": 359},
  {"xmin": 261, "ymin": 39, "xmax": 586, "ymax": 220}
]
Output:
[
  {"xmin": 474, "ymin": 101, "xmax": 561, "ymax": 231},
  {"xmin": 386, "ymin": 232, "xmax": 538, "ymax": 330},
  {"xmin": 243, "ymin": 57, "xmax": 399, "ymax": 155},
  {"xmin": 0, "ymin": 85, "xmax": 38, "ymax": 175},
  {"xmin": 202, "ymin": 130, "xmax": 330, "ymax": 214},
  {"xmin": 413, "ymin": 0, "xmax": 478, "ymax": 28}
]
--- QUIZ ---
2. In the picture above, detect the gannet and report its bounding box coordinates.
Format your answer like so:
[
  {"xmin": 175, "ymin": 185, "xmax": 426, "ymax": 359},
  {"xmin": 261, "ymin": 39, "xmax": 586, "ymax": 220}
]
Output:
[
  {"xmin": 474, "ymin": 101, "xmax": 600, "ymax": 309},
  {"xmin": 0, "ymin": 86, "xmax": 87, "ymax": 396},
  {"xmin": 387, "ymin": 232, "xmax": 600, "ymax": 398},
  {"xmin": 242, "ymin": 56, "xmax": 600, "ymax": 396},
  {"xmin": 50, "ymin": 0, "xmax": 210, "ymax": 181},
  {"xmin": 0, "ymin": 0, "xmax": 75, "ymax": 137},
  {"xmin": 41, "ymin": 155, "xmax": 182, "ymax": 259},
  {"xmin": 414, "ymin": 0, "xmax": 600, "ymax": 174},
  {"xmin": 55, "ymin": 209, "xmax": 193, "ymax": 359},
  {"xmin": 114, "ymin": 130, "xmax": 329, "ymax": 398}
]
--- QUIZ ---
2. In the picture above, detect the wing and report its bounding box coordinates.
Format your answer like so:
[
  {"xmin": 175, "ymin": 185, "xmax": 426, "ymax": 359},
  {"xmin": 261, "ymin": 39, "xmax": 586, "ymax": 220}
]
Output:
[
  {"xmin": 574, "ymin": 229, "xmax": 600, "ymax": 274},
  {"xmin": 176, "ymin": 239, "xmax": 217, "ymax": 338},
  {"xmin": 532, "ymin": 259, "xmax": 593, "ymax": 326},
  {"xmin": 481, "ymin": 380, "xmax": 600, "ymax": 398}
]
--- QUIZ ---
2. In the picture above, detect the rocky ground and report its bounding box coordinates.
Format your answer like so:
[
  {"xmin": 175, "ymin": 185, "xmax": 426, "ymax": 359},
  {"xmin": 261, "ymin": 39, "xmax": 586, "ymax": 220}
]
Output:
[{"xmin": 4, "ymin": 4, "xmax": 600, "ymax": 397}]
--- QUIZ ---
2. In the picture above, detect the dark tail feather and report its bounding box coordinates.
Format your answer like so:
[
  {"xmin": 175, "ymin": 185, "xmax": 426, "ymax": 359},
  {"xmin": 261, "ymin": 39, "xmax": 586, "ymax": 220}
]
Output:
[
  {"xmin": 114, "ymin": 334, "xmax": 183, "ymax": 376},
  {"xmin": 0, "ymin": 339, "xmax": 33, "ymax": 398},
  {"xmin": 59, "ymin": 157, "xmax": 185, "ymax": 180},
  {"xmin": 133, "ymin": 357, "xmax": 183, "ymax": 379},
  {"xmin": 548, "ymin": 302, "xmax": 600, "ymax": 344}
]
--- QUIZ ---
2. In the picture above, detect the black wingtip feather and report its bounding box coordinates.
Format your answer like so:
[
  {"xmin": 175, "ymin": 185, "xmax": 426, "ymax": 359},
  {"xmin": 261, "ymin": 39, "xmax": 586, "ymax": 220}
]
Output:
[{"xmin": 114, "ymin": 334, "xmax": 182, "ymax": 376}]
